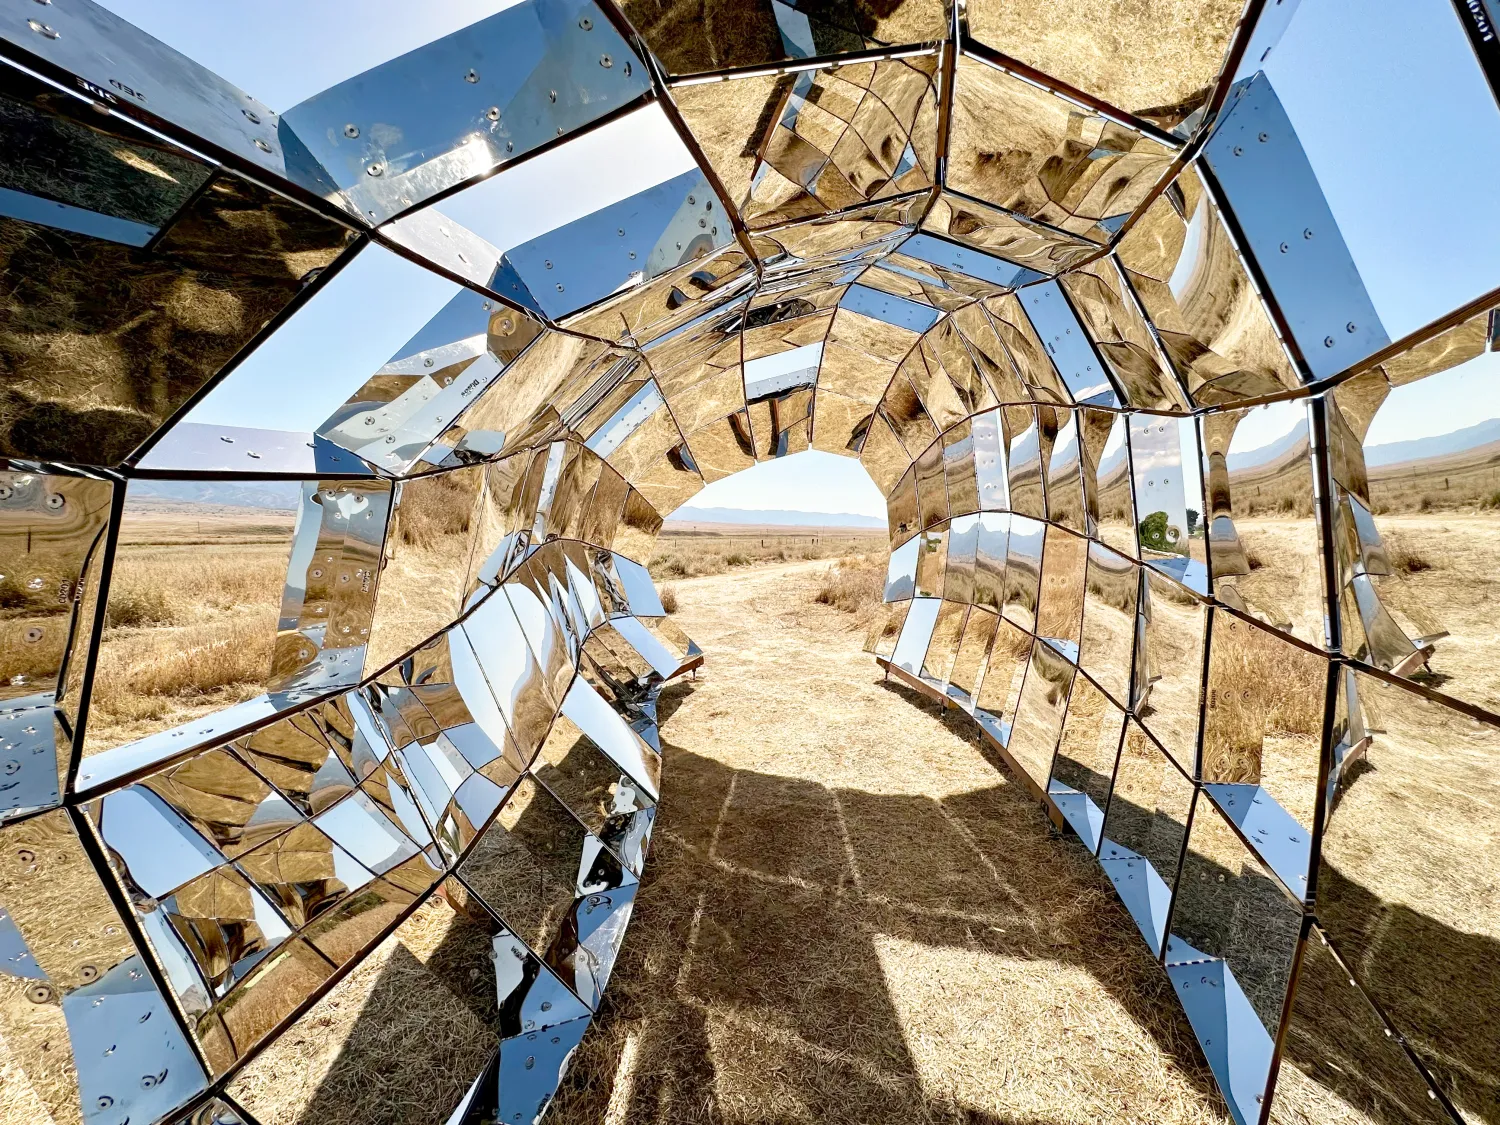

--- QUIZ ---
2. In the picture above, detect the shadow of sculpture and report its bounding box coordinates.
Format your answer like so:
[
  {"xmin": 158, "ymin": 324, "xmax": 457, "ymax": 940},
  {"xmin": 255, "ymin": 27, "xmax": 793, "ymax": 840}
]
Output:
[{"xmin": 272, "ymin": 675, "xmax": 1496, "ymax": 1125}]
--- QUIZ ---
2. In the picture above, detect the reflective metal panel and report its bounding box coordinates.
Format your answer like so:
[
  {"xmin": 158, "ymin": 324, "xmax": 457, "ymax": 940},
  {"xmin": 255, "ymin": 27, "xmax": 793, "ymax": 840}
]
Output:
[
  {"xmin": 1049, "ymin": 673, "xmax": 1126, "ymax": 854},
  {"xmin": 1204, "ymin": 400, "xmax": 1324, "ymax": 643},
  {"xmin": 630, "ymin": 0, "xmax": 947, "ymax": 76},
  {"xmin": 973, "ymin": 618, "xmax": 1033, "ymax": 746},
  {"xmin": 495, "ymin": 170, "xmax": 734, "ymax": 320},
  {"xmin": 964, "ymin": 0, "xmax": 1244, "ymax": 128},
  {"xmin": 1333, "ymin": 322, "xmax": 1500, "ymax": 714},
  {"xmin": 0, "ymin": 470, "xmax": 111, "ymax": 821},
  {"xmin": 1001, "ymin": 514, "xmax": 1044, "ymax": 633},
  {"xmin": 0, "ymin": 158, "xmax": 350, "ymax": 464},
  {"xmin": 1201, "ymin": 612, "xmax": 1327, "ymax": 898},
  {"xmin": 1129, "ymin": 412, "xmax": 1207, "ymax": 593},
  {"xmin": 1203, "ymin": 76, "xmax": 1390, "ymax": 380},
  {"xmin": 1134, "ymin": 569, "xmax": 1207, "ymax": 772},
  {"xmin": 1271, "ymin": 929, "xmax": 1454, "ymax": 1125},
  {"xmin": 1117, "ymin": 164, "xmax": 1300, "ymax": 406},
  {"xmin": 226, "ymin": 895, "xmax": 502, "ymax": 1125},
  {"xmin": 674, "ymin": 58, "xmax": 938, "ymax": 231},
  {"xmin": 281, "ymin": 0, "xmax": 651, "ymax": 223},
  {"xmin": 1100, "ymin": 721, "xmax": 1193, "ymax": 957},
  {"xmin": 367, "ymin": 467, "xmax": 484, "ymax": 674},
  {"xmin": 1319, "ymin": 670, "xmax": 1500, "ymax": 1120},
  {"xmin": 1, "ymin": 809, "xmax": 208, "ymax": 1121},
  {"xmin": 922, "ymin": 191, "xmax": 1099, "ymax": 276},
  {"xmin": 1059, "ymin": 256, "xmax": 1187, "ymax": 412},
  {"xmin": 1078, "ymin": 541, "xmax": 1138, "ymax": 706},
  {"xmin": 949, "ymin": 56, "xmax": 1176, "ymax": 244},
  {"xmin": 891, "ymin": 596, "xmax": 941, "ymax": 675},
  {"xmin": 1006, "ymin": 639, "xmax": 1075, "ymax": 788},
  {"xmin": 1087, "ymin": 410, "xmax": 1138, "ymax": 558},
  {"xmin": 1165, "ymin": 795, "xmax": 1301, "ymax": 1125},
  {"xmin": 1034, "ymin": 525, "xmax": 1087, "ymax": 659},
  {"xmin": 947, "ymin": 604, "xmax": 999, "ymax": 711}
]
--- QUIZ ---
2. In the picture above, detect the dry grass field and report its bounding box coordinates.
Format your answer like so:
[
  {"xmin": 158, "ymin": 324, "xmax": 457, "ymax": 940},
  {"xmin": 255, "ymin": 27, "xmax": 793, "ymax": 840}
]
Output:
[
  {"xmin": 649, "ymin": 522, "xmax": 887, "ymax": 580},
  {"xmin": 84, "ymin": 503, "xmax": 295, "ymax": 753},
  {"xmin": 546, "ymin": 560, "xmax": 1232, "ymax": 1125}
]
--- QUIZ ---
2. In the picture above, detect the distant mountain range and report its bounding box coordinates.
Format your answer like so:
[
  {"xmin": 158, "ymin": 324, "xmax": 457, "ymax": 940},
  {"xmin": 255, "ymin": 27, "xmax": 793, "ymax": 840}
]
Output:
[
  {"xmin": 1364, "ymin": 417, "xmax": 1500, "ymax": 469},
  {"xmin": 129, "ymin": 479, "xmax": 302, "ymax": 510},
  {"xmin": 667, "ymin": 506, "xmax": 886, "ymax": 528},
  {"xmin": 1226, "ymin": 422, "xmax": 1310, "ymax": 472}
]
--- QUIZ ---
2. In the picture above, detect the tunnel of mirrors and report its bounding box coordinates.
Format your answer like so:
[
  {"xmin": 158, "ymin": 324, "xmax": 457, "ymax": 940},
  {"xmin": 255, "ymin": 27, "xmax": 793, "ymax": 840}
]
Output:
[{"xmin": 1, "ymin": 0, "xmax": 1499, "ymax": 1123}]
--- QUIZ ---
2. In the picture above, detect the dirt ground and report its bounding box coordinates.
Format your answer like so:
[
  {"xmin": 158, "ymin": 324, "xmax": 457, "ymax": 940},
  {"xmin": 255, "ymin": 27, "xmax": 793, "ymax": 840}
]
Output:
[{"xmin": 548, "ymin": 560, "xmax": 1231, "ymax": 1125}]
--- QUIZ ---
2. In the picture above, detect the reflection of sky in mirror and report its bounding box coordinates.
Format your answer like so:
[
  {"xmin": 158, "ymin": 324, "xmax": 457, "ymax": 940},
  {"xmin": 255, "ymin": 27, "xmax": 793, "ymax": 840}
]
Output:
[
  {"xmin": 100, "ymin": 0, "xmax": 1500, "ymax": 506},
  {"xmin": 1130, "ymin": 416, "xmax": 1191, "ymax": 533},
  {"xmin": 1226, "ymin": 400, "xmax": 1308, "ymax": 457},
  {"xmin": 1266, "ymin": 0, "xmax": 1500, "ymax": 338}
]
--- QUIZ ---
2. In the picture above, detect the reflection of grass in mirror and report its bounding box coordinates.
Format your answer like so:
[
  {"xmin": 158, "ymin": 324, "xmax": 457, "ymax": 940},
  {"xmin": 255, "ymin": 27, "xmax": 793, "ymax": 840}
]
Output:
[
  {"xmin": 365, "ymin": 474, "xmax": 475, "ymax": 673},
  {"xmin": 1371, "ymin": 515, "xmax": 1500, "ymax": 713},
  {"xmin": 85, "ymin": 509, "xmax": 294, "ymax": 752}
]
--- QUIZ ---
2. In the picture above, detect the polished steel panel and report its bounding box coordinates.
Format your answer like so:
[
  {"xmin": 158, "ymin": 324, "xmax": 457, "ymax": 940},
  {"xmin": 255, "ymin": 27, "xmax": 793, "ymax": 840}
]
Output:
[
  {"xmin": 1165, "ymin": 795, "xmax": 1302, "ymax": 1125},
  {"xmin": 1319, "ymin": 671, "xmax": 1500, "ymax": 1120},
  {"xmin": 1049, "ymin": 673, "xmax": 1126, "ymax": 854},
  {"xmin": 1100, "ymin": 721, "xmax": 1193, "ymax": 957},
  {"xmin": 965, "ymin": 0, "xmax": 1243, "ymax": 128},
  {"xmin": 949, "ymin": 56, "xmax": 1176, "ymax": 244},
  {"xmin": 1118, "ymin": 165, "xmax": 1300, "ymax": 406},
  {"xmin": 1134, "ymin": 569, "xmax": 1207, "ymax": 772},
  {"xmin": 1006, "ymin": 638, "xmax": 1075, "ymax": 788}
]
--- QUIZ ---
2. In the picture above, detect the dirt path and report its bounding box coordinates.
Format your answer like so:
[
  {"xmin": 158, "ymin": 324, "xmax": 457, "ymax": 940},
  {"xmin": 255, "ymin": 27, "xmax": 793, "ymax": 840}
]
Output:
[{"xmin": 549, "ymin": 561, "xmax": 1230, "ymax": 1125}]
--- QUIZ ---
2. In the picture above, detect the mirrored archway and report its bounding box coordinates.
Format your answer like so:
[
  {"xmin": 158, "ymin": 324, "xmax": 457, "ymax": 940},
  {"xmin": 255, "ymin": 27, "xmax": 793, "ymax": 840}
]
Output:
[{"xmin": 2, "ymin": 2, "xmax": 1499, "ymax": 1124}]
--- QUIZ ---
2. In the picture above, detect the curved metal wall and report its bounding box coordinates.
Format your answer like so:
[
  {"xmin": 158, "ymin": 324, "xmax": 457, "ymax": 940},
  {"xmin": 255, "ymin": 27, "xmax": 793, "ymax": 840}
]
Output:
[{"xmin": 0, "ymin": 1, "xmax": 1497, "ymax": 1123}]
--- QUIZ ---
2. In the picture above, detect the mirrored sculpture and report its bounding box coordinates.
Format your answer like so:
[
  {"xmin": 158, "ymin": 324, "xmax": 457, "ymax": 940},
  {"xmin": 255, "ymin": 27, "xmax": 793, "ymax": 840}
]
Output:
[{"xmin": 2, "ymin": 1, "xmax": 1496, "ymax": 1123}]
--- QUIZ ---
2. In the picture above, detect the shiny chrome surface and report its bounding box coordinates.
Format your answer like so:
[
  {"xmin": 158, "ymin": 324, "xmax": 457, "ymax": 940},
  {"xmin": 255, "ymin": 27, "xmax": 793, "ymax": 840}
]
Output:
[{"xmin": 1, "ymin": 2, "xmax": 1493, "ymax": 1122}]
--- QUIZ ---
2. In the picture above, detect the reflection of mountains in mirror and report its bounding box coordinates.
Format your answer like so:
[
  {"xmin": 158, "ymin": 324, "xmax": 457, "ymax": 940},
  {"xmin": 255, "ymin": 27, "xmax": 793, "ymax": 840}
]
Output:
[
  {"xmin": 128, "ymin": 479, "xmax": 303, "ymax": 511},
  {"xmin": 1226, "ymin": 423, "xmax": 1309, "ymax": 472}
]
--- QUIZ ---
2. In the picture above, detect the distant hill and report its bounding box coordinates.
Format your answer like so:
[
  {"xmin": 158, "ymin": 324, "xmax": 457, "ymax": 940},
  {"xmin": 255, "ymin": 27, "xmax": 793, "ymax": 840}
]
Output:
[
  {"xmin": 129, "ymin": 479, "xmax": 302, "ymax": 511},
  {"xmin": 667, "ymin": 506, "xmax": 886, "ymax": 528},
  {"xmin": 1365, "ymin": 417, "xmax": 1500, "ymax": 469}
]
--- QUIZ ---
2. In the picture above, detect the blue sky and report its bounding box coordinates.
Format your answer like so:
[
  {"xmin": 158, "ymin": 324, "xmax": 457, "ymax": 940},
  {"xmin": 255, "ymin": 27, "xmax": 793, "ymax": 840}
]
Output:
[{"xmin": 99, "ymin": 0, "xmax": 1500, "ymax": 514}]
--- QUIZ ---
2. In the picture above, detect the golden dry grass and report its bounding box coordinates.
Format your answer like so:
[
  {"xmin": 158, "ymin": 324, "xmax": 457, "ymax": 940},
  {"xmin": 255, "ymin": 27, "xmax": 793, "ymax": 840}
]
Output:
[
  {"xmin": 649, "ymin": 527, "xmax": 886, "ymax": 580},
  {"xmin": 660, "ymin": 583, "xmax": 680, "ymax": 614},
  {"xmin": 812, "ymin": 553, "xmax": 886, "ymax": 631},
  {"xmin": 85, "ymin": 513, "xmax": 293, "ymax": 751}
]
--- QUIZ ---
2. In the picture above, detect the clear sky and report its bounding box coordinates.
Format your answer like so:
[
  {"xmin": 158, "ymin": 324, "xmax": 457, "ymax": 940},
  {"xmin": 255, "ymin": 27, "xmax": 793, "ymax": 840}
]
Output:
[{"xmin": 97, "ymin": 0, "xmax": 1500, "ymax": 514}]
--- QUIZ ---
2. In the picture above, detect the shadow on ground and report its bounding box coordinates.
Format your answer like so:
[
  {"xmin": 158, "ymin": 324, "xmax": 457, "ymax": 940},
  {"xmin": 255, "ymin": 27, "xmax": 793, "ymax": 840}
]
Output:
[{"xmin": 542, "ymin": 679, "xmax": 1231, "ymax": 1125}]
